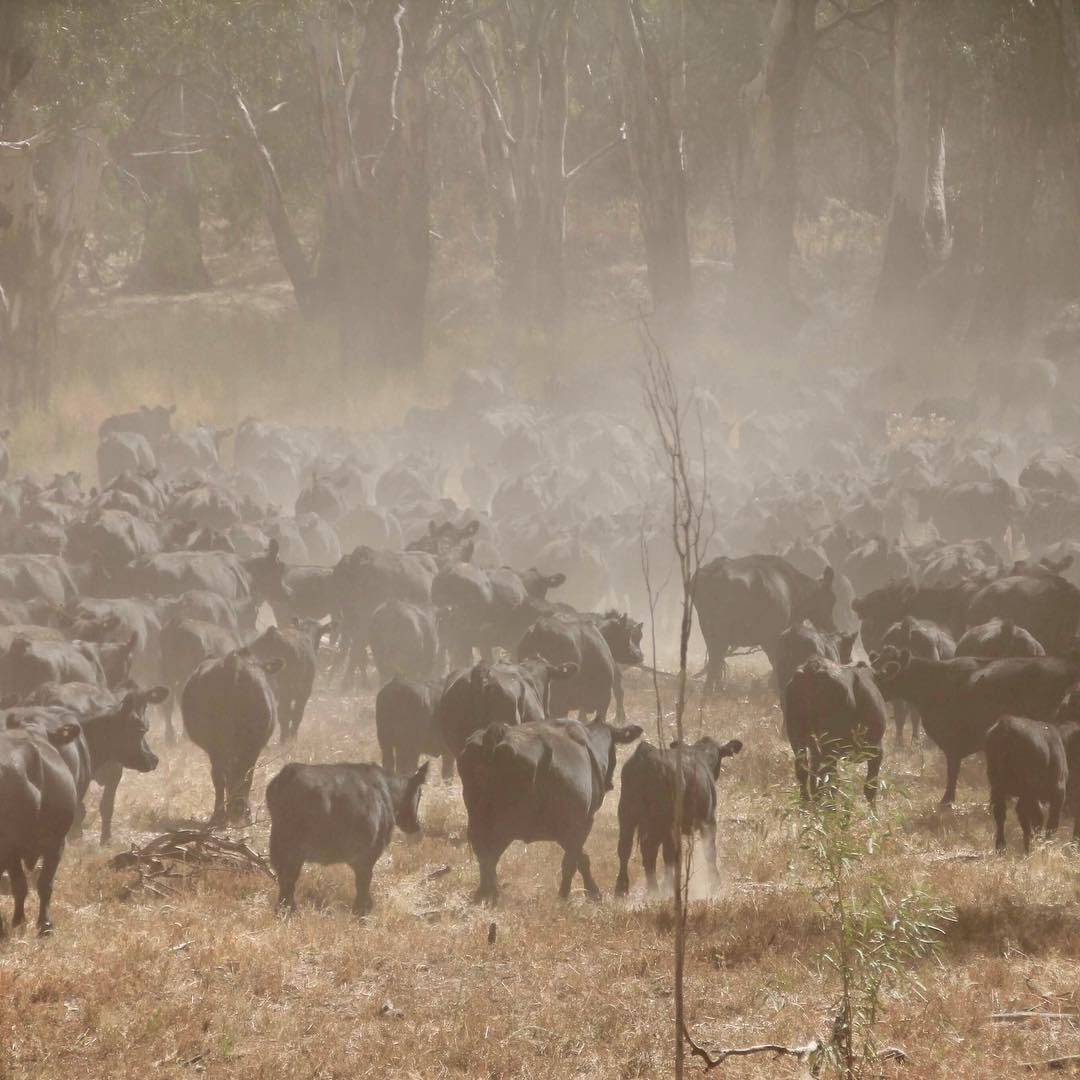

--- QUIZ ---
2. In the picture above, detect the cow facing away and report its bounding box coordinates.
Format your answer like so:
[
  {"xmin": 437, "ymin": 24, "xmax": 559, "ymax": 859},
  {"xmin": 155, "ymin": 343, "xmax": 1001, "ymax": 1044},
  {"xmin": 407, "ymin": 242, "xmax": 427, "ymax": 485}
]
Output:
[
  {"xmin": 181, "ymin": 650, "xmax": 284, "ymax": 824},
  {"xmin": 438, "ymin": 658, "xmax": 577, "ymax": 757},
  {"xmin": 955, "ymin": 618, "xmax": 1046, "ymax": 659},
  {"xmin": 774, "ymin": 620, "xmax": 857, "ymax": 698},
  {"xmin": 458, "ymin": 717, "xmax": 642, "ymax": 905},
  {"xmin": 375, "ymin": 676, "xmax": 452, "ymax": 779},
  {"xmin": 783, "ymin": 658, "xmax": 887, "ymax": 803},
  {"xmin": 249, "ymin": 619, "xmax": 330, "ymax": 742},
  {"xmin": 985, "ymin": 716, "xmax": 1069, "ymax": 853},
  {"xmin": 0, "ymin": 725, "xmax": 80, "ymax": 936},
  {"xmin": 266, "ymin": 760, "xmax": 429, "ymax": 915},
  {"xmin": 614, "ymin": 736, "xmax": 743, "ymax": 896},
  {"xmin": 691, "ymin": 556, "xmax": 836, "ymax": 693}
]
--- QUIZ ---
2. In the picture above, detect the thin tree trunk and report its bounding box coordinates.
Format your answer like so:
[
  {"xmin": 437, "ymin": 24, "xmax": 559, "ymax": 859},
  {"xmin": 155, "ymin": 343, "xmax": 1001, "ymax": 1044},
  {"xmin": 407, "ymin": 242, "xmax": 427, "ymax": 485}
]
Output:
[
  {"xmin": 0, "ymin": 118, "xmax": 106, "ymax": 410},
  {"xmin": 965, "ymin": 110, "xmax": 1042, "ymax": 356},
  {"xmin": 872, "ymin": 0, "xmax": 949, "ymax": 333},
  {"xmin": 611, "ymin": 0, "xmax": 692, "ymax": 312},
  {"xmin": 125, "ymin": 67, "xmax": 212, "ymax": 294},
  {"xmin": 733, "ymin": 0, "xmax": 817, "ymax": 335},
  {"xmin": 309, "ymin": 2, "xmax": 437, "ymax": 373}
]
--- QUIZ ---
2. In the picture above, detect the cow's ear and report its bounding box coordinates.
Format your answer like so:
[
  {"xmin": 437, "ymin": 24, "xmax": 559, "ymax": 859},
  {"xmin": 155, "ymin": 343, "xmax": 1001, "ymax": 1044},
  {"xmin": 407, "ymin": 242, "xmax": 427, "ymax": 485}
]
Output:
[
  {"xmin": 50, "ymin": 722, "xmax": 82, "ymax": 747},
  {"xmin": 882, "ymin": 661, "xmax": 901, "ymax": 679},
  {"xmin": 868, "ymin": 650, "xmax": 880, "ymax": 665},
  {"xmin": 613, "ymin": 724, "xmax": 644, "ymax": 745},
  {"xmin": 720, "ymin": 739, "xmax": 743, "ymax": 758},
  {"xmin": 546, "ymin": 572, "xmax": 567, "ymax": 589},
  {"xmin": 261, "ymin": 657, "xmax": 286, "ymax": 675},
  {"xmin": 551, "ymin": 662, "xmax": 579, "ymax": 679},
  {"xmin": 145, "ymin": 685, "xmax": 170, "ymax": 705}
]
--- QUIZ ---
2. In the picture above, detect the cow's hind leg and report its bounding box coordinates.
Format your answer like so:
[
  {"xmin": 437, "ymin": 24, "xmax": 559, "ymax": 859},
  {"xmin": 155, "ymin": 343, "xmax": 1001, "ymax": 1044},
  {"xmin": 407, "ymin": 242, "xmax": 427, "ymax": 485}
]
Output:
[
  {"xmin": 1018, "ymin": 797, "xmax": 1041, "ymax": 854},
  {"xmin": 35, "ymin": 845, "xmax": 63, "ymax": 936},
  {"xmin": 1047, "ymin": 789, "xmax": 1064, "ymax": 840},
  {"xmin": 615, "ymin": 804, "xmax": 636, "ymax": 897},
  {"xmin": 209, "ymin": 760, "xmax": 227, "ymax": 825},
  {"xmin": 992, "ymin": 794, "xmax": 1008, "ymax": 853},
  {"xmin": 351, "ymin": 860, "xmax": 375, "ymax": 916},
  {"xmin": 8, "ymin": 860, "xmax": 27, "ymax": 929},
  {"xmin": 640, "ymin": 833, "xmax": 661, "ymax": 893},
  {"xmin": 864, "ymin": 745, "xmax": 883, "ymax": 805},
  {"xmin": 702, "ymin": 822, "xmax": 720, "ymax": 890},
  {"xmin": 98, "ymin": 764, "xmax": 123, "ymax": 845}
]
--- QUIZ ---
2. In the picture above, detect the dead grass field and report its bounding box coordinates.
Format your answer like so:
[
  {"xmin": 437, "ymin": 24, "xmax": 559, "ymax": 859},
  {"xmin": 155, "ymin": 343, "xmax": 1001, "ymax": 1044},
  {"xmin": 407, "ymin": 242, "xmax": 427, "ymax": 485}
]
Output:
[{"xmin": 3, "ymin": 662, "xmax": 1080, "ymax": 1079}]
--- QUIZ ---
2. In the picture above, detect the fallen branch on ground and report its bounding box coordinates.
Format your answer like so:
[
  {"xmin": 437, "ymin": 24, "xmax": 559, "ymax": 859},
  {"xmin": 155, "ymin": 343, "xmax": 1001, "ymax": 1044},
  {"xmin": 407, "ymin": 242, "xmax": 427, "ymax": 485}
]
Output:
[
  {"xmin": 994, "ymin": 1012, "xmax": 1078, "ymax": 1023},
  {"xmin": 109, "ymin": 829, "xmax": 275, "ymax": 897},
  {"xmin": 1023, "ymin": 1056, "xmax": 1080, "ymax": 1072},
  {"xmin": 682, "ymin": 1021, "xmax": 907, "ymax": 1071}
]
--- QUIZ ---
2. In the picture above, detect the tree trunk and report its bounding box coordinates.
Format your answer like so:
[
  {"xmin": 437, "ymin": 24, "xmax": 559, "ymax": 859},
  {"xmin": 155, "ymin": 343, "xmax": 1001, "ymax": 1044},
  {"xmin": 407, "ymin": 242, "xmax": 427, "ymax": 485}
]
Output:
[
  {"xmin": 872, "ymin": 0, "xmax": 950, "ymax": 334},
  {"xmin": 965, "ymin": 109, "xmax": 1042, "ymax": 357},
  {"xmin": 611, "ymin": 0, "xmax": 692, "ymax": 312},
  {"xmin": 0, "ymin": 115, "xmax": 106, "ymax": 410},
  {"xmin": 733, "ymin": 0, "xmax": 817, "ymax": 336},
  {"xmin": 309, "ymin": 1, "xmax": 437, "ymax": 374},
  {"xmin": 125, "ymin": 68, "xmax": 212, "ymax": 294},
  {"xmin": 464, "ymin": 1, "xmax": 571, "ymax": 334}
]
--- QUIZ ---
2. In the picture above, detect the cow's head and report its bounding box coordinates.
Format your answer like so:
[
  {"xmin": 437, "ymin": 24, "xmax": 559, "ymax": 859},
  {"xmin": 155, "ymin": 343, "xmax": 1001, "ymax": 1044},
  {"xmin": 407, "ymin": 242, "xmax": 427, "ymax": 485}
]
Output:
[
  {"xmin": 245, "ymin": 538, "xmax": 289, "ymax": 601},
  {"xmin": 798, "ymin": 566, "xmax": 836, "ymax": 632},
  {"xmin": 99, "ymin": 686, "xmax": 169, "ymax": 772},
  {"xmin": 678, "ymin": 735, "xmax": 743, "ymax": 779},
  {"xmin": 600, "ymin": 611, "xmax": 644, "ymax": 665},
  {"xmin": 393, "ymin": 761, "xmax": 430, "ymax": 834},
  {"xmin": 93, "ymin": 633, "xmax": 139, "ymax": 689},
  {"xmin": 869, "ymin": 645, "xmax": 911, "ymax": 695}
]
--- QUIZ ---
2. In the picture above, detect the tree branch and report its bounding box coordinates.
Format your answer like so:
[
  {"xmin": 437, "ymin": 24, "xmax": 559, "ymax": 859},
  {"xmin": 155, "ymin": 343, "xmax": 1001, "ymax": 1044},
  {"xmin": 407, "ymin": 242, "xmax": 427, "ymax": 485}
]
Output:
[
  {"xmin": 565, "ymin": 126, "xmax": 626, "ymax": 183},
  {"xmin": 683, "ymin": 1023, "xmax": 823, "ymax": 1070},
  {"xmin": 817, "ymin": 0, "xmax": 888, "ymax": 36},
  {"xmin": 425, "ymin": 3, "xmax": 502, "ymax": 62}
]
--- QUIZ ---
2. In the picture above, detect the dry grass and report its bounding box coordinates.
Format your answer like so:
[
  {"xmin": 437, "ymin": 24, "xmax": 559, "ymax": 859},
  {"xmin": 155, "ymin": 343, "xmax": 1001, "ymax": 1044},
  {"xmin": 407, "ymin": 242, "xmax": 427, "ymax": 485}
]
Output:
[{"xmin": 3, "ymin": 661, "xmax": 1080, "ymax": 1079}]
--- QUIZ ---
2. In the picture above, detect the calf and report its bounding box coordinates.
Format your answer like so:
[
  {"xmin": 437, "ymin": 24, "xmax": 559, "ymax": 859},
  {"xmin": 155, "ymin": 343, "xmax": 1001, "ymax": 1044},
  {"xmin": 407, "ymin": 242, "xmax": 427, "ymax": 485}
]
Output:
[
  {"xmin": 181, "ymin": 650, "xmax": 284, "ymax": 825},
  {"xmin": 266, "ymin": 760, "xmax": 429, "ymax": 914},
  {"xmin": 955, "ymin": 618, "xmax": 1045, "ymax": 659},
  {"xmin": 879, "ymin": 616, "xmax": 956, "ymax": 744},
  {"xmin": 458, "ymin": 717, "xmax": 642, "ymax": 905},
  {"xmin": 375, "ymin": 676, "xmax": 452, "ymax": 779},
  {"xmin": 984, "ymin": 716, "xmax": 1067, "ymax": 853},
  {"xmin": 248, "ymin": 620, "xmax": 330, "ymax": 741},
  {"xmin": 18, "ymin": 682, "xmax": 168, "ymax": 843},
  {"xmin": 871, "ymin": 648, "xmax": 1080, "ymax": 803},
  {"xmin": 0, "ymin": 725, "xmax": 79, "ymax": 935},
  {"xmin": 368, "ymin": 599, "xmax": 438, "ymax": 684},
  {"xmin": 783, "ymin": 658, "xmax": 887, "ymax": 803},
  {"xmin": 614, "ymin": 736, "xmax": 743, "ymax": 896}
]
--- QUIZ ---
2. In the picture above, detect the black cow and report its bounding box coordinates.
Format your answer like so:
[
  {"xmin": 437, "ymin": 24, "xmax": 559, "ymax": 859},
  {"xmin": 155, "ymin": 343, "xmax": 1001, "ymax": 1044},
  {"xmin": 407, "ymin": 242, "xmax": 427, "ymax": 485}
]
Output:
[
  {"xmin": 853, "ymin": 579, "xmax": 974, "ymax": 653},
  {"xmin": 0, "ymin": 636, "xmax": 106, "ymax": 697},
  {"xmin": 985, "ymin": 716, "xmax": 1068, "ymax": 853},
  {"xmin": 774, "ymin": 620, "xmax": 857, "ymax": 697},
  {"xmin": 98, "ymin": 404, "xmax": 176, "ymax": 448},
  {"xmin": 439, "ymin": 658, "xmax": 577, "ymax": 757},
  {"xmin": 965, "ymin": 573, "xmax": 1080, "ymax": 655},
  {"xmin": 266, "ymin": 760, "xmax": 429, "ymax": 915},
  {"xmin": 375, "ymin": 676, "xmax": 452, "ymax": 779},
  {"xmin": 0, "ymin": 725, "xmax": 79, "ymax": 935},
  {"xmin": 783, "ymin": 658, "xmax": 887, "ymax": 803},
  {"xmin": 955, "ymin": 618, "xmax": 1046, "ymax": 659},
  {"xmin": 181, "ymin": 650, "xmax": 284, "ymax": 824},
  {"xmin": 871, "ymin": 648, "xmax": 1080, "ymax": 803},
  {"xmin": 368, "ymin": 599, "xmax": 438, "ymax": 684},
  {"xmin": 458, "ymin": 717, "xmax": 643, "ymax": 904},
  {"xmin": 614, "ymin": 736, "xmax": 743, "ymax": 896},
  {"xmin": 249, "ymin": 620, "xmax": 330, "ymax": 741},
  {"xmin": 880, "ymin": 616, "xmax": 956, "ymax": 744},
  {"xmin": 159, "ymin": 617, "xmax": 240, "ymax": 743},
  {"xmin": 691, "ymin": 556, "xmax": 836, "ymax": 692},
  {"xmin": 17, "ymin": 682, "xmax": 168, "ymax": 843},
  {"xmin": 517, "ymin": 613, "xmax": 640, "ymax": 722}
]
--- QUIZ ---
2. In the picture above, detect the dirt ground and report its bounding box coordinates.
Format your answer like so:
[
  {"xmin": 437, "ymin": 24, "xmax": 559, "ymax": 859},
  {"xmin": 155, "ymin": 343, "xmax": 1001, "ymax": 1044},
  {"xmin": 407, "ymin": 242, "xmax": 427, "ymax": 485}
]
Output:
[{"xmin": 3, "ymin": 659, "xmax": 1080, "ymax": 1079}]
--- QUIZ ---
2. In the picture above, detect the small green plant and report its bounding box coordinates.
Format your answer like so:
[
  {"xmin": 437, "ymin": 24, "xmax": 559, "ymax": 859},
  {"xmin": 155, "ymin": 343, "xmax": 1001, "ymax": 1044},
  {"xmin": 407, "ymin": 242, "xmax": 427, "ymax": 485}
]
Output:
[{"xmin": 795, "ymin": 756, "xmax": 955, "ymax": 1079}]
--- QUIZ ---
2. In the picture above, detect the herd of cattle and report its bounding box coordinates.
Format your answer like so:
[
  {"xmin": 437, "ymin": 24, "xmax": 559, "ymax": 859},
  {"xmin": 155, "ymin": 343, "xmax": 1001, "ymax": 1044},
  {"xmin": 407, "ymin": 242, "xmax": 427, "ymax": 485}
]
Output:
[{"xmin": 5, "ymin": 362, "xmax": 1080, "ymax": 933}]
